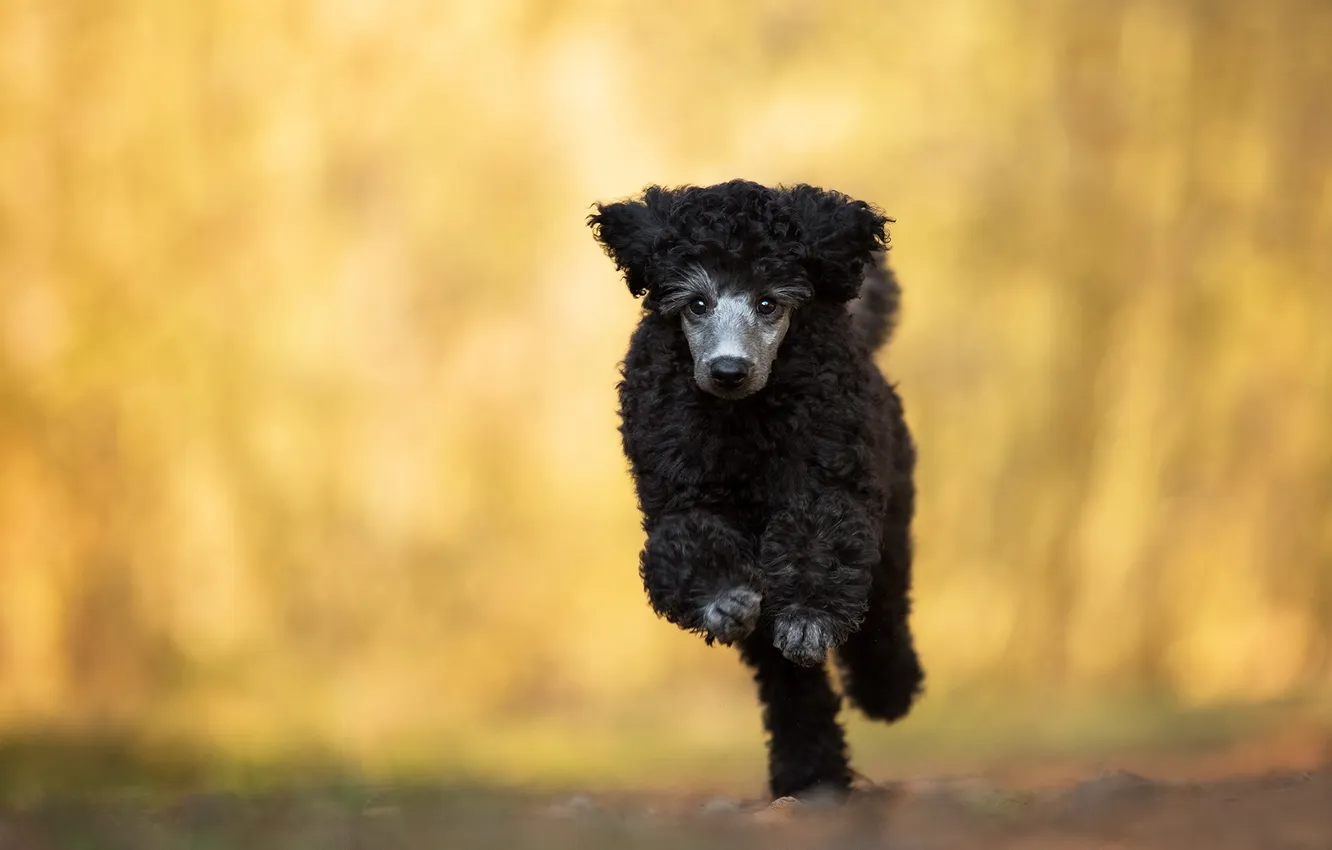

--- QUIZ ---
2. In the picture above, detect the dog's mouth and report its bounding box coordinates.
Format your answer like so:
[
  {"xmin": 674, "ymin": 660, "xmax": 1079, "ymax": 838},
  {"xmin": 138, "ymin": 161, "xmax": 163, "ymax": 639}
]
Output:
[
  {"xmin": 700, "ymin": 383, "xmax": 759, "ymax": 400},
  {"xmin": 694, "ymin": 370, "xmax": 770, "ymax": 400}
]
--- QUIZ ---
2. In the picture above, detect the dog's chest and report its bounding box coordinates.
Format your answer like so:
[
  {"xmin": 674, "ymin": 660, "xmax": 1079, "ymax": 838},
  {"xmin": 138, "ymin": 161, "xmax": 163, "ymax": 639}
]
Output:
[{"xmin": 684, "ymin": 405, "xmax": 807, "ymax": 494}]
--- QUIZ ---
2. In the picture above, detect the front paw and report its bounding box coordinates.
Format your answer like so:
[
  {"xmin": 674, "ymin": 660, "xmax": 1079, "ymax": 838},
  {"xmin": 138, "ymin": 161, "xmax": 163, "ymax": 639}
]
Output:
[
  {"xmin": 701, "ymin": 586, "xmax": 762, "ymax": 645},
  {"xmin": 773, "ymin": 610, "xmax": 837, "ymax": 666}
]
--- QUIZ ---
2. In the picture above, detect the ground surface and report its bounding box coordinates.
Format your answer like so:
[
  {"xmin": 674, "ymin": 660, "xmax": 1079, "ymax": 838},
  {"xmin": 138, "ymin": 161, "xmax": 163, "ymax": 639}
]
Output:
[{"xmin": 1, "ymin": 759, "xmax": 1329, "ymax": 850}]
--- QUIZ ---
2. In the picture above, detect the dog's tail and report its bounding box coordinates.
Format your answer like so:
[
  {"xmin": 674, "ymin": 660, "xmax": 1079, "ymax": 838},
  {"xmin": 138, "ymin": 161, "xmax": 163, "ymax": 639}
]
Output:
[{"xmin": 848, "ymin": 251, "xmax": 901, "ymax": 352}]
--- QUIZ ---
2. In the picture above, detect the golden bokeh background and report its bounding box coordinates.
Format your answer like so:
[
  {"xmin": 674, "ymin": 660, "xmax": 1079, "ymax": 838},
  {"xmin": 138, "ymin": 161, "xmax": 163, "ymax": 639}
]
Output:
[{"xmin": 1, "ymin": 0, "xmax": 1329, "ymax": 792}]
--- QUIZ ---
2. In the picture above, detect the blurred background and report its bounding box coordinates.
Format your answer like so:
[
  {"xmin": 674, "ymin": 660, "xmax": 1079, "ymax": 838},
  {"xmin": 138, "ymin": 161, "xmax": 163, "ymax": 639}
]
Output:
[{"xmin": 0, "ymin": 0, "xmax": 1329, "ymax": 798}]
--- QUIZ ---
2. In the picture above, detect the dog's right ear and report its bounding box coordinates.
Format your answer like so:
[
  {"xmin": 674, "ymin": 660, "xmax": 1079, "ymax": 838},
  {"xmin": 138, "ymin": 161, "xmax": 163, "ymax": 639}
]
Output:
[{"xmin": 587, "ymin": 187, "xmax": 673, "ymax": 298}]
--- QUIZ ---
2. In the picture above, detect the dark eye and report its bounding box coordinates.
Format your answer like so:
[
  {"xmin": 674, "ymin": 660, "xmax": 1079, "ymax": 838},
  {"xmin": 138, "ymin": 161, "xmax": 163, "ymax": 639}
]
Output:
[
  {"xmin": 688, "ymin": 299, "xmax": 708, "ymax": 316},
  {"xmin": 757, "ymin": 298, "xmax": 777, "ymax": 316}
]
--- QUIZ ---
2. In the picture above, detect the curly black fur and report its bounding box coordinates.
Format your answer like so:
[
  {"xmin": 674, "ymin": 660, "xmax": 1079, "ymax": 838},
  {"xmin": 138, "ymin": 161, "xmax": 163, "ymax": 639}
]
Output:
[{"xmin": 589, "ymin": 179, "xmax": 924, "ymax": 800}]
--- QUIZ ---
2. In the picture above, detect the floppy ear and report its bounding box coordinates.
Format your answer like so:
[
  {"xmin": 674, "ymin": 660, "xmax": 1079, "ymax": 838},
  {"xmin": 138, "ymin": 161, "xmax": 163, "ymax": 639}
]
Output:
[
  {"xmin": 587, "ymin": 186, "xmax": 674, "ymax": 298},
  {"xmin": 782, "ymin": 185, "xmax": 890, "ymax": 302}
]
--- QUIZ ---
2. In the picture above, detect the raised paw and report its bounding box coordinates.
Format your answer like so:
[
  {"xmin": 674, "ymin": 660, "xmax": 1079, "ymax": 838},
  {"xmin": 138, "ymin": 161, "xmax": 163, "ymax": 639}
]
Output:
[
  {"xmin": 773, "ymin": 611, "xmax": 836, "ymax": 666},
  {"xmin": 701, "ymin": 586, "xmax": 762, "ymax": 645}
]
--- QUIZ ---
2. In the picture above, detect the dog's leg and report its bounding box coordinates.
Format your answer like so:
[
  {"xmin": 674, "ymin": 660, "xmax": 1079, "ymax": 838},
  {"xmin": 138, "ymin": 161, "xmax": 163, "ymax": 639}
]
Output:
[
  {"xmin": 739, "ymin": 629, "xmax": 851, "ymax": 800},
  {"xmin": 834, "ymin": 548, "xmax": 924, "ymax": 723},
  {"xmin": 837, "ymin": 409, "xmax": 924, "ymax": 722},
  {"xmin": 640, "ymin": 510, "xmax": 763, "ymax": 645},
  {"xmin": 760, "ymin": 492, "xmax": 877, "ymax": 666}
]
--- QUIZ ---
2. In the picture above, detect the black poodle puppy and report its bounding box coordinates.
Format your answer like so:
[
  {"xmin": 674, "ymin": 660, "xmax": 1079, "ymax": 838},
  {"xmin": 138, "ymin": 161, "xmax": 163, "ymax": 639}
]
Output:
[{"xmin": 588, "ymin": 179, "xmax": 924, "ymax": 801}]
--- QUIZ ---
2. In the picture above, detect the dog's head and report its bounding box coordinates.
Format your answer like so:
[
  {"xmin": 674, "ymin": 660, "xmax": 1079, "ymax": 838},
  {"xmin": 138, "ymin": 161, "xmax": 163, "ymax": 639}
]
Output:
[{"xmin": 589, "ymin": 180, "xmax": 889, "ymax": 399}]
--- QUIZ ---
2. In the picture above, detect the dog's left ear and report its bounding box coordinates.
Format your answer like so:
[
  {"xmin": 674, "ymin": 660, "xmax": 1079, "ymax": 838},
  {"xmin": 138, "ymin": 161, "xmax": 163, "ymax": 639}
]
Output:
[
  {"xmin": 587, "ymin": 186, "xmax": 674, "ymax": 298},
  {"xmin": 781, "ymin": 185, "xmax": 890, "ymax": 302}
]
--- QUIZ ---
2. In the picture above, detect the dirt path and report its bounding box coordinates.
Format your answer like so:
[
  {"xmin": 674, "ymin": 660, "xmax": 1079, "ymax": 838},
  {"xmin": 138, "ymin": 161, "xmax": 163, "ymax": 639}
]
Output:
[
  {"xmin": 2, "ymin": 731, "xmax": 1330, "ymax": 850},
  {"xmin": 0, "ymin": 764, "xmax": 1326, "ymax": 849}
]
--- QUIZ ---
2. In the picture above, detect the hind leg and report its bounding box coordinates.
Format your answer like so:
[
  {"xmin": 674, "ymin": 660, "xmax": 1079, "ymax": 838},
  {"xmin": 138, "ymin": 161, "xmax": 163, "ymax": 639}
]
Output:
[
  {"xmin": 838, "ymin": 396, "xmax": 925, "ymax": 722},
  {"xmin": 739, "ymin": 630, "xmax": 851, "ymax": 799},
  {"xmin": 835, "ymin": 521, "xmax": 924, "ymax": 722}
]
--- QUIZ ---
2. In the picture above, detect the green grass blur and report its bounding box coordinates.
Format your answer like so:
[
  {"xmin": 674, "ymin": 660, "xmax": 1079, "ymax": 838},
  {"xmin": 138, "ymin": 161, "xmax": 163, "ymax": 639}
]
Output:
[{"xmin": 0, "ymin": 0, "xmax": 1329, "ymax": 795}]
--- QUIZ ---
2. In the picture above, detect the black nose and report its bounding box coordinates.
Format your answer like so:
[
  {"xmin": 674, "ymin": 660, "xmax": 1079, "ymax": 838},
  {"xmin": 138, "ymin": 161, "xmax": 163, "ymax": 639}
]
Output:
[{"xmin": 709, "ymin": 357, "xmax": 751, "ymax": 389}]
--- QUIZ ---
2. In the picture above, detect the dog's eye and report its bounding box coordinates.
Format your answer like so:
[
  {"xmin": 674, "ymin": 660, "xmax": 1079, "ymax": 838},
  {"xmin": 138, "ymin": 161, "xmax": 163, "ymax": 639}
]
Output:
[
  {"xmin": 688, "ymin": 299, "xmax": 708, "ymax": 316},
  {"xmin": 757, "ymin": 298, "xmax": 777, "ymax": 316}
]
